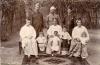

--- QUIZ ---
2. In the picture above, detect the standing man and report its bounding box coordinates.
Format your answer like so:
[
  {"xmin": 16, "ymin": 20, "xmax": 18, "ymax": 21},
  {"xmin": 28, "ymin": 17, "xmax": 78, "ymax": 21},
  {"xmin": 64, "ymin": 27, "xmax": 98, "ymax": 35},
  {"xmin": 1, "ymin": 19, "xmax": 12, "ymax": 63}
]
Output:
[
  {"xmin": 64, "ymin": 6, "xmax": 75, "ymax": 36},
  {"xmin": 46, "ymin": 6, "xmax": 61, "ymax": 28},
  {"xmin": 31, "ymin": 3, "xmax": 44, "ymax": 37},
  {"xmin": 20, "ymin": 18, "xmax": 38, "ymax": 65}
]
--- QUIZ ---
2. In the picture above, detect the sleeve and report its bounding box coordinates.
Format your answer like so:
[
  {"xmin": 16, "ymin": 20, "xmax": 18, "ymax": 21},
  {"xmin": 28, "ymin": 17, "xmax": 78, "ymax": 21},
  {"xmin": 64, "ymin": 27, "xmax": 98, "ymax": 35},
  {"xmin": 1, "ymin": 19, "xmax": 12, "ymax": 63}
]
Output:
[
  {"xmin": 47, "ymin": 27, "xmax": 52, "ymax": 36},
  {"xmin": 58, "ymin": 26, "xmax": 63, "ymax": 37},
  {"xmin": 32, "ymin": 27, "xmax": 36, "ymax": 39},
  {"xmin": 19, "ymin": 27, "xmax": 27, "ymax": 48},
  {"xmin": 19, "ymin": 27, "xmax": 26, "ymax": 39},
  {"xmin": 67, "ymin": 32, "xmax": 72, "ymax": 40},
  {"xmin": 72, "ymin": 27, "xmax": 77, "ymax": 39}
]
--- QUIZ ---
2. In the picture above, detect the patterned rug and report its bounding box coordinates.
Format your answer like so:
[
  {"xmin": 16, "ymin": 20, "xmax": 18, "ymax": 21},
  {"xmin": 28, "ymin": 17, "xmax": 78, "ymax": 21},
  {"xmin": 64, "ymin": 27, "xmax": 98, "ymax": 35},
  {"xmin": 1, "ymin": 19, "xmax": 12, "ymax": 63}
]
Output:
[{"xmin": 22, "ymin": 55, "xmax": 90, "ymax": 65}]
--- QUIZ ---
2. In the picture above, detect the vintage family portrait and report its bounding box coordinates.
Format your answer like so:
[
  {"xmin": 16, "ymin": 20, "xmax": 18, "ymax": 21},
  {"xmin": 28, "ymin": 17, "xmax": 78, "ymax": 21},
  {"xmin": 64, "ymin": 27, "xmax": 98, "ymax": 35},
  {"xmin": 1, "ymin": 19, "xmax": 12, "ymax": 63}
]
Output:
[{"xmin": 0, "ymin": 0, "xmax": 100, "ymax": 65}]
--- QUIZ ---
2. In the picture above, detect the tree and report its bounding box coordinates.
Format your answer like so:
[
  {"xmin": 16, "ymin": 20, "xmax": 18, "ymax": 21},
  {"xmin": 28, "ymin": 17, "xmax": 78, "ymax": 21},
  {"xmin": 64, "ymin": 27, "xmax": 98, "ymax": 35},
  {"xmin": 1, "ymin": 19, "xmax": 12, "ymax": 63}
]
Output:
[{"xmin": 1, "ymin": 0, "xmax": 15, "ymax": 41}]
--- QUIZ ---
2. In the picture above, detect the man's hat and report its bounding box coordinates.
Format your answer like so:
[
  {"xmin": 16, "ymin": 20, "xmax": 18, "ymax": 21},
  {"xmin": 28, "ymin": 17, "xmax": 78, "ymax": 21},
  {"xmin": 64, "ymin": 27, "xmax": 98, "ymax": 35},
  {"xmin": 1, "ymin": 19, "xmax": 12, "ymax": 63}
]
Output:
[{"xmin": 35, "ymin": 2, "xmax": 40, "ymax": 7}]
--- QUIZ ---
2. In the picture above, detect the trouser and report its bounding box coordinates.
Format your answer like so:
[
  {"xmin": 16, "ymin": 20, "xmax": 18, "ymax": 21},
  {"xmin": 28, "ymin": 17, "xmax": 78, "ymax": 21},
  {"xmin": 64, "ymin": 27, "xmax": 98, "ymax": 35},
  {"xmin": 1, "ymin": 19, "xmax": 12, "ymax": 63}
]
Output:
[{"xmin": 61, "ymin": 39, "xmax": 69, "ymax": 50}]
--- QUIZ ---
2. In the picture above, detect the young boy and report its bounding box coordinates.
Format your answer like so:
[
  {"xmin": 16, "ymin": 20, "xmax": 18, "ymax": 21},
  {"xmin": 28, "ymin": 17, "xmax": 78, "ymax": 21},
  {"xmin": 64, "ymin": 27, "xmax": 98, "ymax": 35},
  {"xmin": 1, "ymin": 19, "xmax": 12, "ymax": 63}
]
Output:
[
  {"xmin": 36, "ymin": 32, "xmax": 47, "ymax": 53},
  {"xmin": 61, "ymin": 27, "xmax": 72, "ymax": 55},
  {"xmin": 50, "ymin": 31, "xmax": 61, "ymax": 56}
]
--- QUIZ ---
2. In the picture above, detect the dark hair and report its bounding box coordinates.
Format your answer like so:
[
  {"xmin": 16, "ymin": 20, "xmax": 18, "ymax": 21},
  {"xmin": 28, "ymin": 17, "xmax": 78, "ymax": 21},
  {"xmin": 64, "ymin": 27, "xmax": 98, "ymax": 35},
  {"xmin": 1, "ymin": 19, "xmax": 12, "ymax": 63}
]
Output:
[
  {"xmin": 76, "ymin": 18, "xmax": 82, "ymax": 23},
  {"xmin": 63, "ymin": 25, "xmax": 66, "ymax": 28},
  {"xmin": 54, "ymin": 31, "xmax": 58, "ymax": 33}
]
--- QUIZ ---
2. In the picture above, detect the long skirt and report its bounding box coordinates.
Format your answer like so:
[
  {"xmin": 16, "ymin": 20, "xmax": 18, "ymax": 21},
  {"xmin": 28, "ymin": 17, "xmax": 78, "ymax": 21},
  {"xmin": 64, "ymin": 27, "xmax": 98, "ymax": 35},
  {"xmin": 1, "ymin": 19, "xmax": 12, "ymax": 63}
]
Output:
[
  {"xmin": 22, "ymin": 38, "xmax": 38, "ymax": 57},
  {"xmin": 69, "ymin": 39, "xmax": 88, "ymax": 58}
]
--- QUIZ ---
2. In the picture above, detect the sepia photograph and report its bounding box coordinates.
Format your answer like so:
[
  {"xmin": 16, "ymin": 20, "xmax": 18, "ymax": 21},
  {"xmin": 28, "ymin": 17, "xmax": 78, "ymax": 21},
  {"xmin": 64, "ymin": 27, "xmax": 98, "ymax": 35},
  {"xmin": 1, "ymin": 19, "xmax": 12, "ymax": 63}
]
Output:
[{"xmin": 0, "ymin": 0, "xmax": 100, "ymax": 65}]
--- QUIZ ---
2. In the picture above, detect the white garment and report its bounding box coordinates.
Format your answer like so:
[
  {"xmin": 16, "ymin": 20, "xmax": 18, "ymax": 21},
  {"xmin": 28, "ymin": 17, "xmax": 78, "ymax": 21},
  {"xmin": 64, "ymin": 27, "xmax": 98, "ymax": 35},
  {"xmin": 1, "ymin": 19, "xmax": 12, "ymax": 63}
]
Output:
[
  {"xmin": 36, "ymin": 36, "xmax": 47, "ymax": 44},
  {"xmin": 38, "ymin": 44, "xmax": 45, "ymax": 51},
  {"xmin": 72, "ymin": 26, "xmax": 89, "ymax": 44},
  {"xmin": 47, "ymin": 25, "xmax": 62, "ymax": 36},
  {"xmin": 20, "ymin": 25, "xmax": 38, "ymax": 56},
  {"xmin": 61, "ymin": 31, "xmax": 72, "ymax": 40},
  {"xmin": 50, "ymin": 36, "xmax": 61, "ymax": 51},
  {"xmin": 36, "ymin": 36, "xmax": 47, "ymax": 51}
]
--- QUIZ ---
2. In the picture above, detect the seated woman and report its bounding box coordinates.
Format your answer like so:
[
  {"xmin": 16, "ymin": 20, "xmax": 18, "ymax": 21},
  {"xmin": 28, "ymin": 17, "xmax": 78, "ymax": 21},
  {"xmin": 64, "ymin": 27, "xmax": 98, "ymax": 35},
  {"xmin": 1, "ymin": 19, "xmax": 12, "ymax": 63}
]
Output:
[
  {"xmin": 47, "ymin": 18, "xmax": 62, "ymax": 38},
  {"xmin": 46, "ymin": 18, "xmax": 62, "ymax": 55},
  {"xmin": 69, "ymin": 19, "xmax": 89, "ymax": 59},
  {"xmin": 20, "ymin": 18, "xmax": 38, "ymax": 65}
]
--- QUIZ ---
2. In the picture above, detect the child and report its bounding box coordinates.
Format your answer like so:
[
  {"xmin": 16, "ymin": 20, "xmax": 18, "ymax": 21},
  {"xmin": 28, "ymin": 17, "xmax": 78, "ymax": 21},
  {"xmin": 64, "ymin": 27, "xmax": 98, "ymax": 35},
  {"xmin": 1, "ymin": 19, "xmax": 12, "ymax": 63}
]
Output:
[
  {"xmin": 80, "ymin": 31, "xmax": 89, "ymax": 45},
  {"xmin": 36, "ymin": 32, "xmax": 47, "ymax": 53},
  {"xmin": 80, "ymin": 31, "xmax": 89, "ymax": 59},
  {"xmin": 61, "ymin": 27, "xmax": 72, "ymax": 55},
  {"xmin": 50, "ymin": 31, "xmax": 61, "ymax": 56}
]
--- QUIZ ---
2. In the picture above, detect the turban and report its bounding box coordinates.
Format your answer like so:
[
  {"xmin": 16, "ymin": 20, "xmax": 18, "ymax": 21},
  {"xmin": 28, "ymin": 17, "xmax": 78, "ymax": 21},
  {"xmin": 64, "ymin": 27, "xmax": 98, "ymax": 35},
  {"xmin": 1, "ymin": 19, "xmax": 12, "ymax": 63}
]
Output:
[{"xmin": 50, "ymin": 6, "xmax": 56, "ymax": 10}]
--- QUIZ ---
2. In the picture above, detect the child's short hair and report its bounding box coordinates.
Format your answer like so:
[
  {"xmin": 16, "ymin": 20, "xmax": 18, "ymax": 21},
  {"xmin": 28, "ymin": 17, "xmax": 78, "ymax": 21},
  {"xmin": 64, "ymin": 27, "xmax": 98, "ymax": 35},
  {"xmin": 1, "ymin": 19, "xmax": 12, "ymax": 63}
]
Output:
[
  {"xmin": 76, "ymin": 18, "xmax": 82, "ymax": 23},
  {"xmin": 81, "ymin": 31, "xmax": 87, "ymax": 37}
]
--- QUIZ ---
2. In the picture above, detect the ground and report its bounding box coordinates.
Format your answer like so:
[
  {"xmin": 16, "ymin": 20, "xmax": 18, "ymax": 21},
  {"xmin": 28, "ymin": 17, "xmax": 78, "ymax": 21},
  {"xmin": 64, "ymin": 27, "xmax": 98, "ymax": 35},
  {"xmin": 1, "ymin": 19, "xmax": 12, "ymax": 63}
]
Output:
[
  {"xmin": 87, "ymin": 29, "xmax": 100, "ymax": 65},
  {"xmin": 0, "ymin": 29, "xmax": 100, "ymax": 65}
]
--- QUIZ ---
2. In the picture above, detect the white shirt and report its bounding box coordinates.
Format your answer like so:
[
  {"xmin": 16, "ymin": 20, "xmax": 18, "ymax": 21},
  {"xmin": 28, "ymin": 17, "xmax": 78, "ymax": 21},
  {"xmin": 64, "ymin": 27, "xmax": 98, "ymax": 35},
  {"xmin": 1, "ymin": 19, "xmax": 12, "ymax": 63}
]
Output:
[
  {"xmin": 20, "ymin": 25, "xmax": 36, "ymax": 39},
  {"xmin": 72, "ymin": 26, "xmax": 89, "ymax": 44},
  {"xmin": 61, "ymin": 32, "xmax": 72, "ymax": 40},
  {"xmin": 36, "ymin": 36, "xmax": 47, "ymax": 44},
  {"xmin": 47, "ymin": 25, "xmax": 62, "ymax": 36},
  {"xmin": 50, "ymin": 36, "xmax": 61, "ymax": 51}
]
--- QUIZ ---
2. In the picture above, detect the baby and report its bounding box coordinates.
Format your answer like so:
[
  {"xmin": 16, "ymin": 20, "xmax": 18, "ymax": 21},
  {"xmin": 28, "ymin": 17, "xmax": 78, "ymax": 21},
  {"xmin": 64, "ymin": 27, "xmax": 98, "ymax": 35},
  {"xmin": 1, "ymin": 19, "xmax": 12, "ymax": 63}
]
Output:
[
  {"xmin": 50, "ymin": 31, "xmax": 61, "ymax": 56},
  {"xmin": 80, "ymin": 31, "xmax": 88, "ymax": 45}
]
